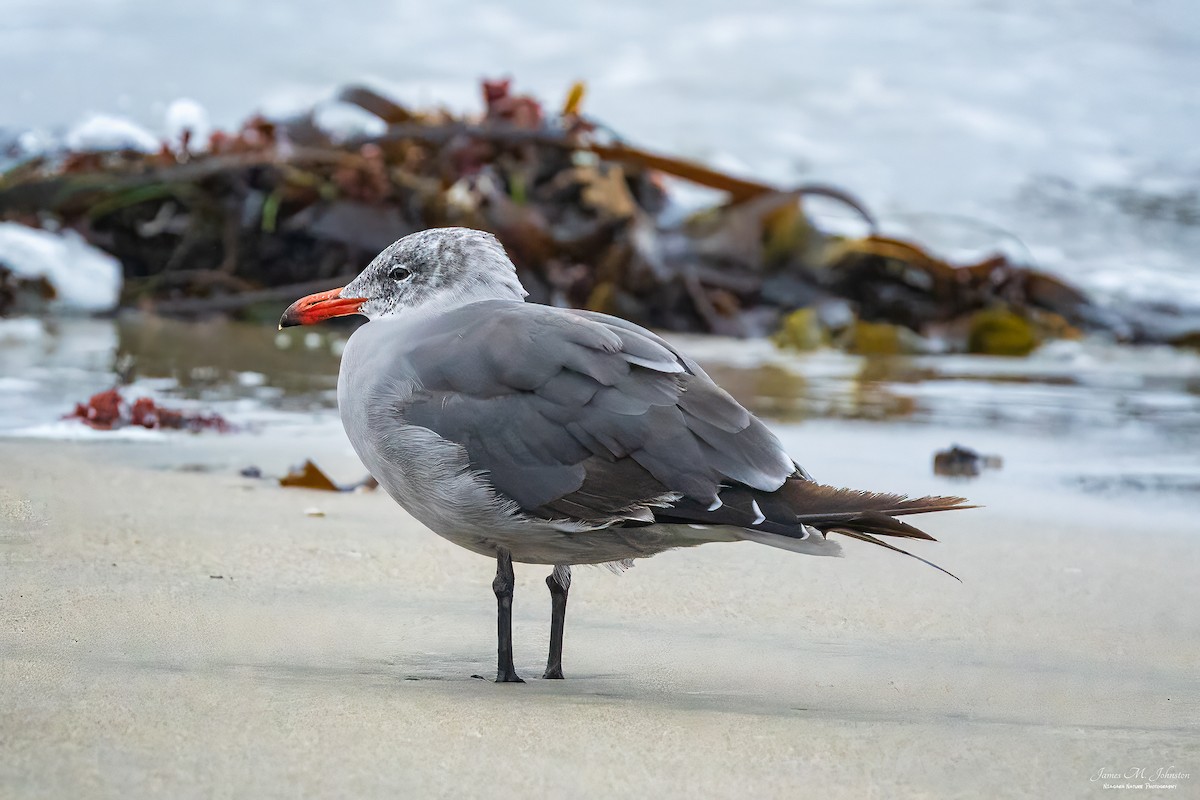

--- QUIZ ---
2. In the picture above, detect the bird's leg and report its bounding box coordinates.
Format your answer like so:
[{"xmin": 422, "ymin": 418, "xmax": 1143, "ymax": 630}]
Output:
[
  {"xmin": 543, "ymin": 564, "xmax": 571, "ymax": 679},
  {"xmin": 492, "ymin": 548, "xmax": 523, "ymax": 683}
]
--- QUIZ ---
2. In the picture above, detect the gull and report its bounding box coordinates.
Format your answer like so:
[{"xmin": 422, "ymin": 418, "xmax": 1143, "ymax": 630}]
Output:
[{"xmin": 280, "ymin": 227, "xmax": 971, "ymax": 682}]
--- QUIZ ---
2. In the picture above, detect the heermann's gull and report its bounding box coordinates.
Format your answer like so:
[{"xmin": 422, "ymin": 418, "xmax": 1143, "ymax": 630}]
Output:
[{"xmin": 280, "ymin": 227, "xmax": 972, "ymax": 683}]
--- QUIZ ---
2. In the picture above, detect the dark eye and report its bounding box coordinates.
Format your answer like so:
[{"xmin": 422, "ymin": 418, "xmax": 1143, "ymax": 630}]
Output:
[{"xmin": 389, "ymin": 266, "xmax": 412, "ymax": 282}]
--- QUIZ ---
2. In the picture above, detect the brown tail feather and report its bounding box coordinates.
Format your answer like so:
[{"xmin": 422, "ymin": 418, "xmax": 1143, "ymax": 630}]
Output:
[
  {"xmin": 805, "ymin": 509, "xmax": 940, "ymax": 540},
  {"xmin": 834, "ymin": 529, "xmax": 962, "ymax": 582},
  {"xmin": 781, "ymin": 481, "xmax": 975, "ymax": 526},
  {"xmin": 781, "ymin": 480, "xmax": 975, "ymax": 579}
]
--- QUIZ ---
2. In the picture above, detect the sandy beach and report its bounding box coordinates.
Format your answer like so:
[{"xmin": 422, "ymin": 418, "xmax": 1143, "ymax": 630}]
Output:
[{"xmin": 2, "ymin": 424, "xmax": 1197, "ymax": 799}]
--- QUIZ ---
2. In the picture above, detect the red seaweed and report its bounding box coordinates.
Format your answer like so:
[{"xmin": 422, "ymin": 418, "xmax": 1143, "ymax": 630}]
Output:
[{"xmin": 67, "ymin": 388, "xmax": 231, "ymax": 432}]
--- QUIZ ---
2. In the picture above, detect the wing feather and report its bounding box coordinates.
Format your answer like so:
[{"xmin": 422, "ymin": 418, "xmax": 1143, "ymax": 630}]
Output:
[{"xmin": 396, "ymin": 301, "xmax": 796, "ymax": 522}]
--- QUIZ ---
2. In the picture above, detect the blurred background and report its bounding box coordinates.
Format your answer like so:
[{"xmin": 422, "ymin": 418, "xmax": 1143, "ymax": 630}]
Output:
[
  {"xmin": 1, "ymin": 0, "xmax": 1199, "ymax": 504},
  {"xmin": 5, "ymin": 0, "xmax": 1199, "ymax": 304},
  {"xmin": 3, "ymin": 7, "xmax": 1199, "ymax": 794}
]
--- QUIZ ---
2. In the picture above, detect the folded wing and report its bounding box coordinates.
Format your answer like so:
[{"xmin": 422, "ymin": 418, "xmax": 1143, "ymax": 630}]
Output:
[{"xmin": 398, "ymin": 301, "xmax": 797, "ymax": 524}]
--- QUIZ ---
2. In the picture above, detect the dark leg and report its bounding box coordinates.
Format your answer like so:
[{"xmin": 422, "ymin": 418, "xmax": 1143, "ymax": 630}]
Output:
[
  {"xmin": 543, "ymin": 564, "xmax": 571, "ymax": 679},
  {"xmin": 492, "ymin": 548, "xmax": 523, "ymax": 683}
]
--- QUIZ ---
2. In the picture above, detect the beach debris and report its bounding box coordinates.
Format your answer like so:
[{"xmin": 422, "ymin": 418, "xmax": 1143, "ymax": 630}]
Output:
[
  {"xmin": 239, "ymin": 465, "xmax": 263, "ymax": 479},
  {"xmin": 838, "ymin": 319, "xmax": 934, "ymax": 356},
  {"xmin": 279, "ymin": 459, "xmax": 378, "ymax": 492},
  {"xmin": 967, "ymin": 307, "xmax": 1040, "ymax": 356},
  {"xmin": 65, "ymin": 388, "xmax": 230, "ymax": 432},
  {"xmin": 820, "ymin": 236, "xmax": 1099, "ymax": 352},
  {"xmin": 302, "ymin": 507, "xmax": 325, "ymax": 517},
  {"xmin": 279, "ymin": 459, "xmax": 340, "ymax": 491},
  {"xmin": 771, "ymin": 308, "xmax": 826, "ymax": 352},
  {"xmin": 0, "ymin": 77, "xmax": 1163, "ymax": 348},
  {"xmin": 933, "ymin": 445, "xmax": 1003, "ymax": 478}
]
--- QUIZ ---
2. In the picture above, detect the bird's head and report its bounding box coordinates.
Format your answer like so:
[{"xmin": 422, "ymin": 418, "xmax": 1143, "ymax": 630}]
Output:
[{"xmin": 279, "ymin": 227, "xmax": 527, "ymax": 328}]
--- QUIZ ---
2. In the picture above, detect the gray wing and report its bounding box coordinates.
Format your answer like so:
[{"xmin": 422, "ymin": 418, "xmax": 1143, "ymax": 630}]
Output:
[{"xmin": 396, "ymin": 301, "xmax": 799, "ymax": 525}]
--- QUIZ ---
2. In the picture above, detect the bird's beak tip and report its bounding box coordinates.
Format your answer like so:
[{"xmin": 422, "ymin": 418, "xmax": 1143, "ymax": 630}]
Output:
[{"xmin": 279, "ymin": 286, "xmax": 364, "ymax": 328}]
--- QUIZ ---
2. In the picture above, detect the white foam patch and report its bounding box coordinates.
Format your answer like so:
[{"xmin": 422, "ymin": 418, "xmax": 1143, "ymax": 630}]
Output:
[
  {"xmin": 236, "ymin": 371, "xmax": 267, "ymax": 387},
  {"xmin": 0, "ymin": 377, "xmax": 39, "ymax": 392},
  {"xmin": 0, "ymin": 317, "xmax": 45, "ymax": 342},
  {"xmin": 65, "ymin": 113, "xmax": 160, "ymax": 153},
  {"xmin": 6, "ymin": 420, "xmax": 167, "ymax": 442},
  {"xmin": 0, "ymin": 223, "xmax": 122, "ymax": 312},
  {"xmin": 164, "ymin": 98, "xmax": 212, "ymax": 151}
]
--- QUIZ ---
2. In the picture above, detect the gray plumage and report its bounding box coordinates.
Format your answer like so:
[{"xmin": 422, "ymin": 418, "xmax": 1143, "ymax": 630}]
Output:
[{"xmin": 331, "ymin": 228, "xmax": 970, "ymax": 572}]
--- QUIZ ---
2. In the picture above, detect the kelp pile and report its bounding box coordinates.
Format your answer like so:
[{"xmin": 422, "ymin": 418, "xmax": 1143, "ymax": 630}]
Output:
[{"xmin": 0, "ymin": 79, "xmax": 1161, "ymax": 351}]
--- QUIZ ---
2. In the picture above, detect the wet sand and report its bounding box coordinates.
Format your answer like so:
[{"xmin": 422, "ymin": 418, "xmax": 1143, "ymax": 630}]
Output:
[{"xmin": 1, "ymin": 433, "xmax": 1197, "ymax": 798}]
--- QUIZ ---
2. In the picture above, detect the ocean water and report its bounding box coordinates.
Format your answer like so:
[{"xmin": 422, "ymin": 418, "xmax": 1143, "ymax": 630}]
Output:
[
  {"xmin": 2, "ymin": 316, "xmax": 1198, "ymax": 510},
  {"xmin": 2, "ymin": 0, "xmax": 1198, "ymax": 312}
]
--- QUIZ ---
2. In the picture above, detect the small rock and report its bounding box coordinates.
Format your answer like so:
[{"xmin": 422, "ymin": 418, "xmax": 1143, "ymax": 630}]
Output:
[
  {"xmin": 934, "ymin": 445, "xmax": 1003, "ymax": 478},
  {"xmin": 303, "ymin": 507, "xmax": 325, "ymax": 517}
]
